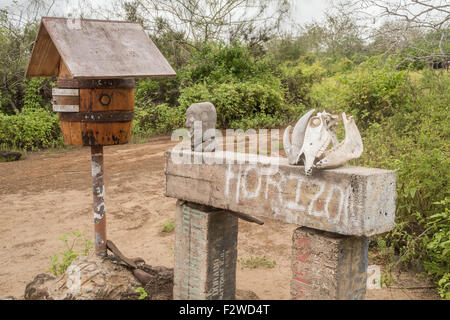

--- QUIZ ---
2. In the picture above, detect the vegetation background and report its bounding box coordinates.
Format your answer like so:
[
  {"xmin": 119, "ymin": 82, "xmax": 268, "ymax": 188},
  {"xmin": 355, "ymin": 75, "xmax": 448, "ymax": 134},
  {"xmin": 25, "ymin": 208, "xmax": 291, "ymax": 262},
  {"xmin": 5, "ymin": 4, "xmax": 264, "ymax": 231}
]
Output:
[{"xmin": 0, "ymin": 0, "xmax": 448, "ymax": 299}]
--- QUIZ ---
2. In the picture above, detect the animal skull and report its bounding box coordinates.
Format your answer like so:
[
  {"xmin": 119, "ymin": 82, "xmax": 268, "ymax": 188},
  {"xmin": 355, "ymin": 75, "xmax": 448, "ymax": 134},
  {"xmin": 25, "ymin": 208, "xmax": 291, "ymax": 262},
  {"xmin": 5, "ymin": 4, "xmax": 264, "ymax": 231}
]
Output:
[
  {"xmin": 301, "ymin": 112, "xmax": 333, "ymax": 175},
  {"xmin": 283, "ymin": 109, "xmax": 363, "ymax": 175},
  {"xmin": 283, "ymin": 109, "xmax": 315, "ymax": 165},
  {"xmin": 315, "ymin": 112, "xmax": 363, "ymax": 170}
]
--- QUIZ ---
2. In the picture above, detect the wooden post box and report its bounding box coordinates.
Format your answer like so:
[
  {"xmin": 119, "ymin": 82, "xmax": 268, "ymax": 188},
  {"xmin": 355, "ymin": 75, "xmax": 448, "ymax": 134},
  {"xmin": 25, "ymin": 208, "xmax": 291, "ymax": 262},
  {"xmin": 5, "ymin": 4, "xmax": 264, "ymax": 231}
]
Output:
[
  {"xmin": 52, "ymin": 76, "xmax": 136, "ymax": 146},
  {"xmin": 26, "ymin": 17, "xmax": 176, "ymax": 256},
  {"xmin": 26, "ymin": 17, "xmax": 176, "ymax": 146}
]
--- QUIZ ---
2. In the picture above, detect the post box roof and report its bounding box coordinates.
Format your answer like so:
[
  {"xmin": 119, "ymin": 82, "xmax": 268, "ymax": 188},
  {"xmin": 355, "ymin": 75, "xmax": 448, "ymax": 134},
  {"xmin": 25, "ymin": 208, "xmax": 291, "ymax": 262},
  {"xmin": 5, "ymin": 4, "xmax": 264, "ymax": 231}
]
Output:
[{"xmin": 26, "ymin": 17, "xmax": 176, "ymax": 79}]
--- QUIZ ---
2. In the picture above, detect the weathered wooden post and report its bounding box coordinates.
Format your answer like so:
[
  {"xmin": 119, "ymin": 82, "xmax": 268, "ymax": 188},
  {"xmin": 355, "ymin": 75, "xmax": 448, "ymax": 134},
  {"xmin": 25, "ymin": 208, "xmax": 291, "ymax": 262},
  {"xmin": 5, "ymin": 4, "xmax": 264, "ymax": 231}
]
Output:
[
  {"xmin": 26, "ymin": 17, "xmax": 176, "ymax": 256},
  {"xmin": 165, "ymin": 149, "xmax": 396, "ymax": 300}
]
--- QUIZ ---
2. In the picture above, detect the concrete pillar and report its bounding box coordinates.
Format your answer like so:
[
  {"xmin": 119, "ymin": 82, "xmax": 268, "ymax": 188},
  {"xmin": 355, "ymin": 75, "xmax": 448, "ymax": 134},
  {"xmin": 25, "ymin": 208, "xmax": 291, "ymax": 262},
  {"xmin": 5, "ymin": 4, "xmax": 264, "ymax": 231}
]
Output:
[
  {"xmin": 291, "ymin": 227, "xmax": 369, "ymax": 300},
  {"xmin": 174, "ymin": 200, "xmax": 238, "ymax": 300}
]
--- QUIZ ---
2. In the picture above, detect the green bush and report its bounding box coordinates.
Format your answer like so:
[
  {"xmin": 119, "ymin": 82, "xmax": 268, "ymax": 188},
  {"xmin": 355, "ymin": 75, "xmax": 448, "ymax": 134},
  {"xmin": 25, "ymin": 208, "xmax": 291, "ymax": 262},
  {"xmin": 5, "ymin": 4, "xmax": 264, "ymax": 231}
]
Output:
[
  {"xmin": 0, "ymin": 76, "xmax": 60, "ymax": 151},
  {"xmin": 132, "ymin": 42, "xmax": 288, "ymax": 134},
  {"xmin": 176, "ymin": 42, "xmax": 286, "ymax": 130},
  {"xmin": 230, "ymin": 112, "xmax": 290, "ymax": 131},
  {"xmin": 354, "ymin": 70, "xmax": 449, "ymax": 298},
  {"xmin": 309, "ymin": 76, "xmax": 347, "ymax": 112},
  {"xmin": 22, "ymin": 77, "xmax": 53, "ymax": 111},
  {"xmin": 280, "ymin": 60, "xmax": 326, "ymax": 106},
  {"xmin": 135, "ymin": 78, "xmax": 180, "ymax": 107},
  {"xmin": 178, "ymin": 42, "xmax": 275, "ymax": 86},
  {"xmin": 133, "ymin": 103, "xmax": 184, "ymax": 136},
  {"xmin": 310, "ymin": 57, "xmax": 411, "ymax": 125},
  {"xmin": 422, "ymin": 198, "xmax": 450, "ymax": 300},
  {"xmin": 178, "ymin": 80, "xmax": 288, "ymax": 130},
  {"xmin": 0, "ymin": 108, "xmax": 62, "ymax": 150},
  {"xmin": 47, "ymin": 231, "xmax": 93, "ymax": 276},
  {"xmin": 161, "ymin": 220, "xmax": 175, "ymax": 233}
]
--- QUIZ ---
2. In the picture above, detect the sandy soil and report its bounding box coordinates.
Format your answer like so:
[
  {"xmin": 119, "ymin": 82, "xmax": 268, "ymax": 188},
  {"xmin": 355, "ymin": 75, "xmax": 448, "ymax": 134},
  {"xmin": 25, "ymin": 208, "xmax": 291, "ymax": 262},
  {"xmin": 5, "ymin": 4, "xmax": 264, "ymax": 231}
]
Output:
[{"xmin": 0, "ymin": 136, "xmax": 440, "ymax": 300}]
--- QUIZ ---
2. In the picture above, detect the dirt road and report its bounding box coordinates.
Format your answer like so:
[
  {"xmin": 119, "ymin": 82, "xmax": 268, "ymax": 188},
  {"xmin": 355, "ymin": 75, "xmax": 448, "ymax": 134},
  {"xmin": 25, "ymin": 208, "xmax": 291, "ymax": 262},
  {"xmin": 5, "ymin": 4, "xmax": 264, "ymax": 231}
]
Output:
[{"xmin": 0, "ymin": 136, "xmax": 439, "ymax": 299}]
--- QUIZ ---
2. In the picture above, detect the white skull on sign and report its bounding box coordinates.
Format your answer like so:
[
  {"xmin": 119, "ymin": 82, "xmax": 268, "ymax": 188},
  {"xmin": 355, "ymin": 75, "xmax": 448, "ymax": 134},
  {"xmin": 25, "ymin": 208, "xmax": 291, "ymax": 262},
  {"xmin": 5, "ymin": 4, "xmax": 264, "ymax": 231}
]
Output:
[{"xmin": 283, "ymin": 109, "xmax": 363, "ymax": 175}]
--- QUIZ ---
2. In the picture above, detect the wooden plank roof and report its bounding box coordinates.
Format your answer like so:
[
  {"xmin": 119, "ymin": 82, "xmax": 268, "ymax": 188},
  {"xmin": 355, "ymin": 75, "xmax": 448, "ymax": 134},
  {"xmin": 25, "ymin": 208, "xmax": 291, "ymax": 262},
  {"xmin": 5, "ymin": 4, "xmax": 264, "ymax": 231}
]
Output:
[{"xmin": 26, "ymin": 17, "xmax": 176, "ymax": 79}]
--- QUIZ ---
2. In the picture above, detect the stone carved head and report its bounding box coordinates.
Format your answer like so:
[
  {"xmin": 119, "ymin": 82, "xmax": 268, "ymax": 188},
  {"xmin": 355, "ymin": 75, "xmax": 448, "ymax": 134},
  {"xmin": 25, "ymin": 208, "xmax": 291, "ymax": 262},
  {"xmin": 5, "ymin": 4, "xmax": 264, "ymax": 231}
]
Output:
[{"xmin": 185, "ymin": 102, "xmax": 217, "ymax": 152}]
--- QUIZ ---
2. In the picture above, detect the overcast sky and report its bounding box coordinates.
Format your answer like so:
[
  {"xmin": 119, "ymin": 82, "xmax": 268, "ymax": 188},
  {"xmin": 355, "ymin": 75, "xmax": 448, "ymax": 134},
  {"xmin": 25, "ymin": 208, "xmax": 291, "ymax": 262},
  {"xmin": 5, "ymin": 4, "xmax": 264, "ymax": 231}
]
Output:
[
  {"xmin": 1, "ymin": 0, "xmax": 332, "ymax": 26},
  {"xmin": 291, "ymin": 0, "xmax": 331, "ymax": 25}
]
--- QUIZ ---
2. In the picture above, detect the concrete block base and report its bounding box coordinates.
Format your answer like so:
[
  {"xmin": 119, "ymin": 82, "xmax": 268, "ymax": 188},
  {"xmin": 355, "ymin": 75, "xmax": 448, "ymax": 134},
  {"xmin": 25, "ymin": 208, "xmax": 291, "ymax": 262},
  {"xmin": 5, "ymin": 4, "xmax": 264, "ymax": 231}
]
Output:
[
  {"xmin": 174, "ymin": 200, "xmax": 238, "ymax": 300},
  {"xmin": 291, "ymin": 227, "xmax": 369, "ymax": 300}
]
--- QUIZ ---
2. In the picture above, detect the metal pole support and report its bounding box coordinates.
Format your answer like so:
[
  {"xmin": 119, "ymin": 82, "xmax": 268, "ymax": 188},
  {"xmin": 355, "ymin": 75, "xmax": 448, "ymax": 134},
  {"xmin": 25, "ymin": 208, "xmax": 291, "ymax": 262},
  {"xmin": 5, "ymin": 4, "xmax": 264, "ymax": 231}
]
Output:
[{"xmin": 91, "ymin": 145, "xmax": 107, "ymax": 257}]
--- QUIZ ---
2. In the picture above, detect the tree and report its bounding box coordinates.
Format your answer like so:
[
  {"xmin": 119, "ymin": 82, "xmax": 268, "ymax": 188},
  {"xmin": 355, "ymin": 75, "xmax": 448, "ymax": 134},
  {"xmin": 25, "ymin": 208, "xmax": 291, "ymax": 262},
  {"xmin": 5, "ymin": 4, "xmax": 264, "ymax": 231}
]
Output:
[
  {"xmin": 0, "ymin": 0, "xmax": 56, "ymax": 114},
  {"xmin": 319, "ymin": 12, "xmax": 366, "ymax": 59},
  {"xmin": 0, "ymin": 12, "xmax": 37, "ymax": 114},
  {"xmin": 335, "ymin": 0, "xmax": 450, "ymax": 67},
  {"xmin": 285, "ymin": 12, "xmax": 365, "ymax": 61},
  {"xmin": 114, "ymin": 0, "xmax": 291, "ymax": 45}
]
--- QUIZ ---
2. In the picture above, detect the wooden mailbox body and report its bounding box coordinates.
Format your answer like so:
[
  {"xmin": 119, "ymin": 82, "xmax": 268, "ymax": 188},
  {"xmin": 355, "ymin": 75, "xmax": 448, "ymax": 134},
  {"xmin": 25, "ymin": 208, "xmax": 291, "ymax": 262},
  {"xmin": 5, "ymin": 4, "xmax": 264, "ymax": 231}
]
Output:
[
  {"xmin": 26, "ymin": 17, "xmax": 176, "ymax": 146},
  {"xmin": 53, "ymin": 72, "xmax": 135, "ymax": 146}
]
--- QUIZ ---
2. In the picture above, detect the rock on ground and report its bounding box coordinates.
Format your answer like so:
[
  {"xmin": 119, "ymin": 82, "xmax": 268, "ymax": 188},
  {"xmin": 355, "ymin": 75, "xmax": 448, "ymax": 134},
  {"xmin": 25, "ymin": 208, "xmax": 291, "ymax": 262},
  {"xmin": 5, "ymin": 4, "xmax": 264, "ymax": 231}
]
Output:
[
  {"xmin": 24, "ymin": 255, "xmax": 173, "ymax": 300},
  {"xmin": 0, "ymin": 151, "xmax": 21, "ymax": 162}
]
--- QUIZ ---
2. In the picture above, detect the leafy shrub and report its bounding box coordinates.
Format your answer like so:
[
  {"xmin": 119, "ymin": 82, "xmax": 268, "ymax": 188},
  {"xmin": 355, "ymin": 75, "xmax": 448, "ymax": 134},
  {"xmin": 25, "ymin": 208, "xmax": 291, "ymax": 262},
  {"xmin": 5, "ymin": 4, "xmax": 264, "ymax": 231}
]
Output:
[
  {"xmin": 133, "ymin": 103, "xmax": 184, "ymax": 136},
  {"xmin": 175, "ymin": 42, "xmax": 288, "ymax": 131},
  {"xmin": 0, "ymin": 76, "xmax": 60, "ymax": 150},
  {"xmin": 22, "ymin": 77, "xmax": 53, "ymax": 112},
  {"xmin": 422, "ymin": 198, "xmax": 450, "ymax": 300},
  {"xmin": 354, "ymin": 70, "xmax": 449, "ymax": 298},
  {"xmin": 230, "ymin": 113, "xmax": 288, "ymax": 131},
  {"xmin": 309, "ymin": 76, "xmax": 348, "ymax": 113},
  {"xmin": 178, "ymin": 80, "xmax": 287, "ymax": 129},
  {"xmin": 47, "ymin": 231, "xmax": 93, "ymax": 276},
  {"xmin": 323, "ymin": 57, "xmax": 355, "ymax": 75},
  {"xmin": 310, "ymin": 57, "xmax": 411, "ymax": 125},
  {"xmin": 178, "ymin": 42, "xmax": 275, "ymax": 86},
  {"xmin": 133, "ymin": 42, "xmax": 286, "ymax": 134},
  {"xmin": 266, "ymin": 36, "xmax": 308, "ymax": 65},
  {"xmin": 135, "ymin": 78, "xmax": 180, "ymax": 107},
  {"xmin": 0, "ymin": 108, "xmax": 62, "ymax": 150},
  {"xmin": 343, "ymin": 58, "xmax": 410, "ymax": 123},
  {"xmin": 280, "ymin": 60, "xmax": 326, "ymax": 106}
]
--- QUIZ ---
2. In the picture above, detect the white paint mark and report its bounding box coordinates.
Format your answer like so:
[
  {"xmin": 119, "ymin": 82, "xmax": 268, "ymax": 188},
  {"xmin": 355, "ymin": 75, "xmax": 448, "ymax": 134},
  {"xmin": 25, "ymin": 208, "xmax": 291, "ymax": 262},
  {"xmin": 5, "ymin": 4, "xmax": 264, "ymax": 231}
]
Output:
[
  {"xmin": 367, "ymin": 265, "xmax": 381, "ymax": 290},
  {"xmin": 235, "ymin": 166, "xmax": 242, "ymax": 203},
  {"xmin": 91, "ymin": 161, "xmax": 101, "ymax": 177},
  {"xmin": 225, "ymin": 165, "xmax": 235, "ymax": 197},
  {"xmin": 221, "ymin": 162, "xmax": 359, "ymax": 228},
  {"xmin": 52, "ymin": 88, "xmax": 79, "ymax": 96},
  {"xmin": 52, "ymin": 105, "xmax": 79, "ymax": 112}
]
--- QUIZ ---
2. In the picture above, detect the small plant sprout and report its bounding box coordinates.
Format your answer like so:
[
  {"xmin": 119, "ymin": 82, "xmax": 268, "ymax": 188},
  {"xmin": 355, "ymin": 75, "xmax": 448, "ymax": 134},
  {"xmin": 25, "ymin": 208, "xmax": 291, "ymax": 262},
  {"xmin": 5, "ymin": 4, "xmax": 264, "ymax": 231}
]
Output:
[
  {"xmin": 238, "ymin": 256, "xmax": 276, "ymax": 269},
  {"xmin": 136, "ymin": 287, "xmax": 148, "ymax": 300},
  {"xmin": 47, "ymin": 231, "xmax": 94, "ymax": 276},
  {"xmin": 161, "ymin": 220, "xmax": 175, "ymax": 233}
]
